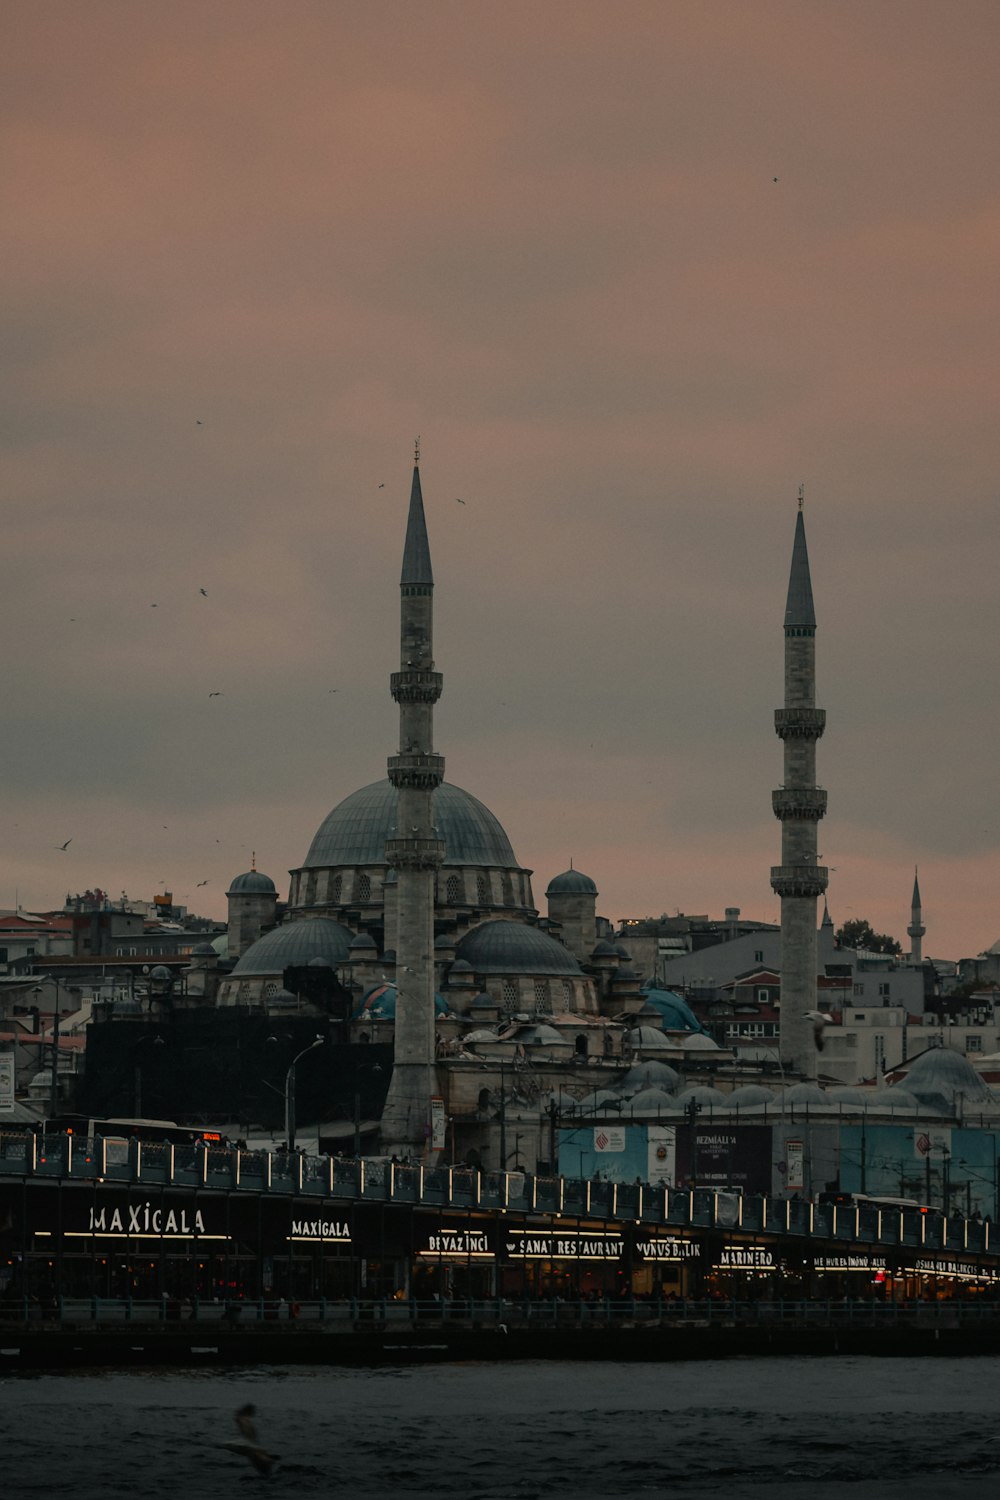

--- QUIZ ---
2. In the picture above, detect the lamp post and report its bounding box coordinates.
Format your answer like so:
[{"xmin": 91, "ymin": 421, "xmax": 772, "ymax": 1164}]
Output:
[{"xmin": 285, "ymin": 1035, "xmax": 325, "ymax": 1151}]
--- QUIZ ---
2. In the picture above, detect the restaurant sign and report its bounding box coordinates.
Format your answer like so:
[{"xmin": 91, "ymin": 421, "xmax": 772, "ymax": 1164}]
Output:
[
  {"xmin": 716, "ymin": 1246, "xmax": 774, "ymax": 1269},
  {"xmin": 813, "ymin": 1253, "xmax": 884, "ymax": 1272},
  {"xmin": 288, "ymin": 1216, "xmax": 352, "ymax": 1244},
  {"xmin": 63, "ymin": 1198, "xmax": 224, "ymax": 1240},
  {"xmin": 505, "ymin": 1230, "xmax": 624, "ymax": 1261},
  {"xmin": 635, "ymin": 1235, "xmax": 701, "ymax": 1262},
  {"xmin": 909, "ymin": 1256, "xmax": 994, "ymax": 1280}
]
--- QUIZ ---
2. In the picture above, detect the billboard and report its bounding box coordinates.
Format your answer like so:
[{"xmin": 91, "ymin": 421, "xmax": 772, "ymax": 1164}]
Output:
[
  {"xmin": 0, "ymin": 1052, "xmax": 13, "ymax": 1114},
  {"xmin": 674, "ymin": 1125, "xmax": 773, "ymax": 1193}
]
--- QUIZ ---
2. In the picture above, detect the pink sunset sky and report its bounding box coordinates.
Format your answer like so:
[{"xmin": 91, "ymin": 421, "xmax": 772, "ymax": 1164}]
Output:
[{"xmin": 2, "ymin": 0, "xmax": 998, "ymax": 960}]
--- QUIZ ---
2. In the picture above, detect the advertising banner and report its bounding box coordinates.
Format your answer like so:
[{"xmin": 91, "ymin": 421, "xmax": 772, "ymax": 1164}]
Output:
[
  {"xmin": 675, "ymin": 1126, "xmax": 773, "ymax": 1192},
  {"xmin": 0, "ymin": 1052, "xmax": 13, "ymax": 1113},
  {"xmin": 646, "ymin": 1125, "xmax": 676, "ymax": 1187},
  {"xmin": 786, "ymin": 1139, "xmax": 804, "ymax": 1192},
  {"xmin": 430, "ymin": 1097, "xmax": 447, "ymax": 1152}
]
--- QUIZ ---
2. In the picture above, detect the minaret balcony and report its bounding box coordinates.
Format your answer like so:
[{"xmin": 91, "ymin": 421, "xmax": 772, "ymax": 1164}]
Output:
[
  {"xmin": 771, "ymin": 787, "xmax": 828, "ymax": 821},
  {"xmin": 385, "ymin": 836, "xmax": 446, "ymax": 871},
  {"xmin": 387, "ymin": 753, "xmax": 445, "ymax": 790},
  {"xmin": 774, "ymin": 708, "xmax": 826, "ymax": 740},
  {"xmin": 391, "ymin": 669, "xmax": 443, "ymax": 704},
  {"xmin": 770, "ymin": 865, "xmax": 829, "ymax": 899}
]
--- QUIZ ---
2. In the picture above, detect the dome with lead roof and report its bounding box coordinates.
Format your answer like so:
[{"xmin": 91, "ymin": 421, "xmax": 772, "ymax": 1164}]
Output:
[{"xmin": 301, "ymin": 779, "xmax": 521, "ymax": 869}]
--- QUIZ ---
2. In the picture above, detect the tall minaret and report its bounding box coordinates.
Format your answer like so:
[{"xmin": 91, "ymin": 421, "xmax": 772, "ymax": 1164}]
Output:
[
  {"xmin": 908, "ymin": 869, "xmax": 925, "ymax": 967},
  {"xmin": 379, "ymin": 443, "xmax": 446, "ymax": 1157},
  {"xmin": 771, "ymin": 500, "xmax": 828, "ymax": 1080}
]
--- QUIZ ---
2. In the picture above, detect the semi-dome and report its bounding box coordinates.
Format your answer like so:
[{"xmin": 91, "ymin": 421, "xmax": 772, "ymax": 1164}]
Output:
[
  {"xmin": 355, "ymin": 982, "xmax": 449, "ymax": 1020},
  {"xmin": 546, "ymin": 869, "xmax": 598, "ymax": 896},
  {"xmin": 641, "ymin": 988, "xmax": 704, "ymax": 1033},
  {"xmin": 302, "ymin": 779, "xmax": 521, "ymax": 869},
  {"xmin": 228, "ymin": 869, "xmax": 277, "ymax": 895},
  {"xmin": 231, "ymin": 917, "xmax": 353, "ymax": 975},
  {"xmin": 455, "ymin": 920, "xmax": 582, "ymax": 976}
]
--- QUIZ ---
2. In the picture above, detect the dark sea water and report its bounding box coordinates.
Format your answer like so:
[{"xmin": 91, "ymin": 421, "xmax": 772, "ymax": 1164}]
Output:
[{"xmin": 2, "ymin": 1356, "xmax": 996, "ymax": 1499}]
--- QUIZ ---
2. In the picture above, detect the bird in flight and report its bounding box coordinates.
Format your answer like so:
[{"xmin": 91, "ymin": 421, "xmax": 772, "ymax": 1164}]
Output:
[
  {"xmin": 208, "ymin": 692, "xmax": 223, "ymax": 698},
  {"xmin": 199, "ymin": 588, "xmax": 208, "ymax": 597},
  {"xmin": 223, "ymin": 1404, "xmax": 277, "ymax": 1476},
  {"xmin": 773, "ymin": 176, "xmax": 779, "ymax": 182},
  {"xmin": 196, "ymin": 419, "xmax": 203, "ymax": 425},
  {"xmin": 196, "ymin": 879, "xmax": 209, "ymax": 886},
  {"xmin": 55, "ymin": 839, "xmax": 72, "ymax": 851},
  {"xmin": 378, "ymin": 483, "xmax": 385, "ymax": 489},
  {"xmin": 150, "ymin": 603, "xmax": 158, "ymax": 608},
  {"xmin": 455, "ymin": 498, "xmax": 466, "ymax": 505},
  {"xmin": 328, "ymin": 688, "xmax": 338, "ymax": 693}
]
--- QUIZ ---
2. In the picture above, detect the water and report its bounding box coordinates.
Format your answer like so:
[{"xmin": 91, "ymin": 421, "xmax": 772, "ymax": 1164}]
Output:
[{"xmin": 2, "ymin": 1356, "xmax": 996, "ymax": 1498}]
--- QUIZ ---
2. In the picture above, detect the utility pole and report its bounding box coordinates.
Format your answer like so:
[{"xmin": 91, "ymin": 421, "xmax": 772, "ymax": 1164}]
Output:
[{"xmin": 49, "ymin": 985, "xmax": 61, "ymax": 1120}]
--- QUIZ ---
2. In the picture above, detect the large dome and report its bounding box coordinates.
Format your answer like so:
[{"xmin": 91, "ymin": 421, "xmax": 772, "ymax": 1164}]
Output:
[
  {"xmin": 231, "ymin": 917, "xmax": 354, "ymax": 975},
  {"xmin": 301, "ymin": 779, "xmax": 520, "ymax": 869},
  {"xmin": 455, "ymin": 920, "xmax": 582, "ymax": 976}
]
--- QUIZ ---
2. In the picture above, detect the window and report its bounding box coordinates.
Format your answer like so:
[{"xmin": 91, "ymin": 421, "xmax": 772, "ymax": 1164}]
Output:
[
  {"xmin": 477, "ymin": 874, "xmax": 490, "ymax": 905},
  {"xmin": 853, "ymin": 984, "xmax": 865, "ymax": 997},
  {"xmin": 502, "ymin": 980, "xmax": 518, "ymax": 1012},
  {"xmin": 357, "ymin": 874, "xmax": 371, "ymax": 903},
  {"xmin": 967, "ymin": 1035, "xmax": 983, "ymax": 1052},
  {"xmin": 446, "ymin": 875, "xmax": 462, "ymax": 904},
  {"xmin": 533, "ymin": 979, "xmax": 550, "ymax": 1013},
  {"xmin": 756, "ymin": 988, "xmax": 770, "ymax": 1003},
  {"xmin": 331, "ymin": 875, "xmax": 342, "ymax": 903},
  {"xmin": 754, "ymin": 950, "xmax": 764, "ymax": 963},
  {"xmin": 501, "ymin": 872, "xmax": 514, "ymax": 906},
  {"xmin": 878, "ymin": 983, "xmax": 890, "ymax": 998}
]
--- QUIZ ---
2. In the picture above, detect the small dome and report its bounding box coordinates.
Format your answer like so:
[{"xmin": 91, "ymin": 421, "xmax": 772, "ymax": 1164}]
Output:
[
  {"xmin": 675, "ymin": 1085, "xmax": 728, "ymax": 1107},
  {"xmin": 591, "ymin": 940, "xmax": 618, "ymax": 958},
  {"xmin": 435, "ymin": 934, "xmax": 457, "ymax": 949},
  {"xmin": 517, "ymin": 1023, "xmax": 570, "ymax": 1047},
  {"xmin": 470, "ymin": 991, "xmax": 496, "ymax": 1009},
  {"xmin": 782, "ymin": 1083, "xmax": 829, "ymax": 1105},
  {"xmin": 150, "ymin": 965, "xmax": 172, "ymax": 981},
  {"xmin": 231, "ymin": 917, "xmax": 353, "ymax": 975},
  {"xmin": 191, "ymin": 942, "xmax": 216, "ymax": 956},
  {"xmin": 619, "ymin": 1060, "xmax": 681, "ymax": 1092},
  {"xmin": 269, "ymin": 987, "xmax": 298, "ymax": 1007},
  {"xmin": 681, "ymin": 1032, "xmax": 722, "ymax": 1051},
  {"xmin": 228, "ymin": 869, "xmax": 277, "ymax": 895},
  {"xmin": 629, "ymin": 1026, "xmax": 674, "ymax": 1053},
  {"xmin": 871, "ymin": 1087, "xmax": 921, "ymax": 1112},
  {"xmin": 382, "ymin": 949, "xmax": 396, "ymax": 963},
  {"xmin": 624, "ymin": 1087, "xmax": 679, "ymax": 1113},
  {"xmin": 546, "ymin": 869, "xmax": 598, "ymax": 896},
  {"xmin": 349, "ymin": 932, "xmax": 377, "ymax": 950},
  {"xmin": 727, "ymin": 1085, "xmax": 777, "ymax": 1106},
  {"xmin": 614, "ymin": 943, "xmax": 631, "ymax": 959},
  {"xmin": 455, "ymin": 920, "xmax": 582, "ymax": 977},
  {"xmin": 903, "ymin": 1047, "xmax": 994, "ymax": 1107}
]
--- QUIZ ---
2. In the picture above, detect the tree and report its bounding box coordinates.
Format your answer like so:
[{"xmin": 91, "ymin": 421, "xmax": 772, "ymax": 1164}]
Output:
[{"xmin": 834, "ymin": 918, "xmax": 902, "ymax": 956}]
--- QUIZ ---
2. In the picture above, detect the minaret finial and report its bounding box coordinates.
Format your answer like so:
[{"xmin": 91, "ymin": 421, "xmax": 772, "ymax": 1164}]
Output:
[
  {"xmin": 798, "ymin": 483, "xmax": 804, "ymax": 510},
  {"xmin": 414, "ymin": 434, "xmax": 421, "ymax": 465},
  {"xmin": 251, "ymin": 850, "xmax": 256, "ymax": 871}
]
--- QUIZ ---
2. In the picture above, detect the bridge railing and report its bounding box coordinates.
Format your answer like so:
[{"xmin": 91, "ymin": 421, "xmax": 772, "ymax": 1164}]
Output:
[
  {"xmin": 0, "ymin": 1130, "xmax": 994, "ymax": 1262},
  {"xmin": 3, "ymin": 1295, "xmax": 1000, "ymax": 1331}
]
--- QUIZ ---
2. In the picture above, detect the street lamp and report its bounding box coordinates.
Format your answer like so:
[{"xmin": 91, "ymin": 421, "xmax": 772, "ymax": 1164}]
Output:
[{"xmin": 285, "ymin": 1035, "xmax": 325, "ymax": 1151}]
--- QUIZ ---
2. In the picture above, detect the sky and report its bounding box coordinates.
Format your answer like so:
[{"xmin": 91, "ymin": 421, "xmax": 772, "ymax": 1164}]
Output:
[{"xmin": 2, "ymin": 0, "xmax": 998, "ymax": 961}]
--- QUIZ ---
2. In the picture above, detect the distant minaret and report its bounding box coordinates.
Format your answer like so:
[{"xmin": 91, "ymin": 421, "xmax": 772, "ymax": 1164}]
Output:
[
  {"xmin": 771, "ymin": 501, "xmax": 828, "ymax": 1080},
  {"xmin": 907, "ymin": 869, "xmax": 925, "ymax": 967},
  {"xmin": 379, "ymin": 443, "xmax": 446, "ymax": 1157}
]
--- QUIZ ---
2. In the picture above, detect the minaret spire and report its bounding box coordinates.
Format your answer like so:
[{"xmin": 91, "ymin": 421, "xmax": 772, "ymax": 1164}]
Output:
[
  {"xmin": 771, "ymin": 502, "xmax": 828, "ymax": 1080},
  {"xmin": 908, "ymin": 867, "xmax": 925, "ymax": 967},
  {"xmin": 379, "ymin": 451, "xmax": 446, "ymax": 1158}
]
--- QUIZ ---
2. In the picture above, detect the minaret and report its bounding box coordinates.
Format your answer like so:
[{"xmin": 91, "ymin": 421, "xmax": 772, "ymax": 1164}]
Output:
[
  {"xmin": 771, "ymin": 501, "xmax": 828, "ymax": 1080},
  {"xmin": 907, "ymin": 869, "xmax": 925, "ymax": 967},
  {"xmin": 379, "ymin": 443, "xmax": 446, "ymax": 1157}
]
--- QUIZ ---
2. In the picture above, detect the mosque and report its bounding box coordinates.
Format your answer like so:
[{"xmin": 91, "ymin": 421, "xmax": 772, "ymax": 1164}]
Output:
[{"xmin": 193, "ymin": 457, "xmax": 1000, "ymax": 1182}]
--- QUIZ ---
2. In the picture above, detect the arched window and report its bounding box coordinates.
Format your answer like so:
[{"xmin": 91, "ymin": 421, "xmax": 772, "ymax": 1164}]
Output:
[
  {"xmin": 575, "ymin": 1034, "xmax": 588, "ymax": 1056},
  {"xmin": 357, "ymin": 873, "xmax": 371, "ymax": 903},
  {"xmin": 331, "ymin": 874, "xmax": 342, "ymax": 903},
  {"xmin": 446, "ymin": 874, "xmax": 462, "ymax": 904},
  {"xmin": 476, "ymin": 874, "xmax": 490, "ymax": 905},
  {"xmin": 533, "ymin": 979, "xmax": 550, "ymax": 1013},
  {"xmin": 502, "ymin": 980, "xmax": 518, "ymax": 1012}
]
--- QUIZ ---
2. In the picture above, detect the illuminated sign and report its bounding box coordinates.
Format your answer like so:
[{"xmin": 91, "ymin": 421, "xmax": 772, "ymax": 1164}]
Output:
[
  {"xmin": 717, "ymin": 1246, "xmax": 774, "ymax": 1269},
  {"xmin": 813, "ymin": 1254, "xmax": 884, "ymax": 1272},
  {"xmin": 635, "ymin": 1236, "xmax": 701, "ymax": 1262},
  {"xmin": 505, "ymin": 1230, "xmax": 624, "ymax": 1261},
  {"xmin": 288, "ymin": 1217, "xmax": 352, "ymax": 1244},
  {"xmin": 63, "ymin": 1200, "xmax": 224, "ymax": 1240},
  {"xmin": 909, "ymin": 1256, "xmax": 996, "ymax": 1280},
  {"xmin": 419, "ymin": 1228, "xmax": 492, "ymax": 1259}
]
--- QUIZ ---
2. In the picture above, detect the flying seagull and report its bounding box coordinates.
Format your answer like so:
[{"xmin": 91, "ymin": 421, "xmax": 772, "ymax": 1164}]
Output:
[
  {"xmin": 455, "ymin": 498, "xmax": 466, "ymax": 504},
  {"xmin": 55, "ymin": 839, "xmax": 72, "ymax": 851},
  {"xmin": 196, "ymin": 879, "xmax": 209, "ymax": 887},
  {"xmin": 199, "ymin": 588, "xmax": 208, "ymax": 597},
  {"xmin": 805, "ymin": 1011, "xmax": 830, "ymax": 1051},
  {"xmin": 208, "ymin": 692, "xmax": 223, "ymax": 698},
  {"xmin": 222, "ymin": 1404, "xmax": 277, "ymax": 1476},
  {"xmin": 378, "ymin": 483, "xmax": 385, "ymax": 488}
]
